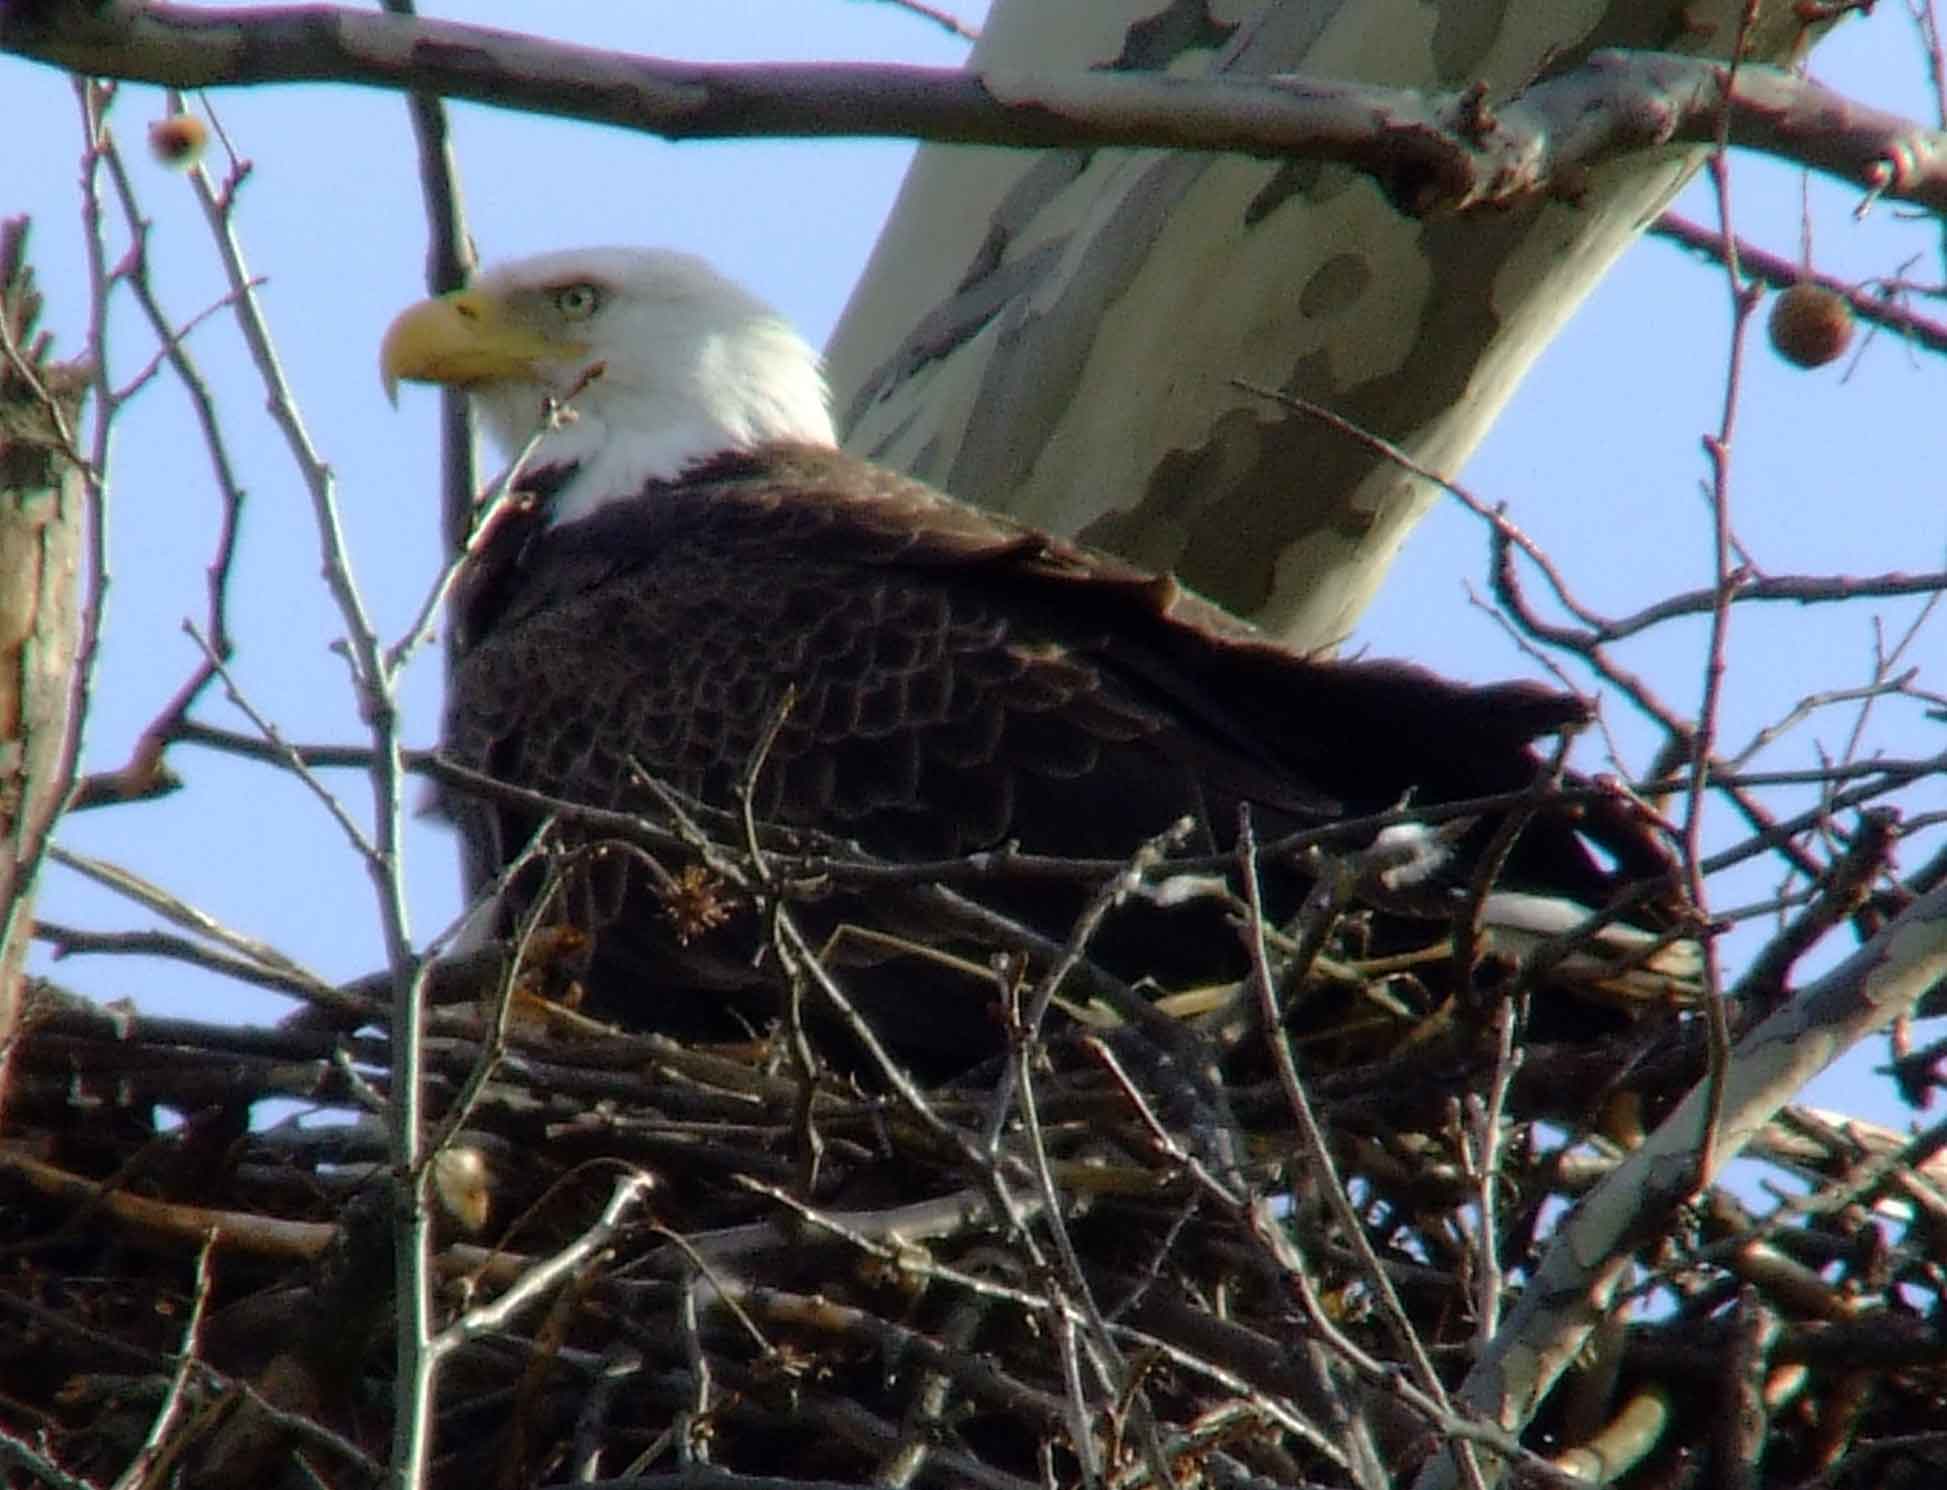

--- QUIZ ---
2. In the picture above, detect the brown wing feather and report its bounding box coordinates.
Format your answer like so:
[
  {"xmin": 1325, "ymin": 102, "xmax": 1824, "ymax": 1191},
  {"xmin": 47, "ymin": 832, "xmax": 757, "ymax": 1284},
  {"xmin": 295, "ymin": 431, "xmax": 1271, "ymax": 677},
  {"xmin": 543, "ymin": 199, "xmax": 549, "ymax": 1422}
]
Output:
[
  {"xmin": 443, "ymin": 442, "xmax": 1670, "ymax": 1052},
  {"xmin": 447, "ymin": 492, "xmax": 1192, "ymax": 863}
]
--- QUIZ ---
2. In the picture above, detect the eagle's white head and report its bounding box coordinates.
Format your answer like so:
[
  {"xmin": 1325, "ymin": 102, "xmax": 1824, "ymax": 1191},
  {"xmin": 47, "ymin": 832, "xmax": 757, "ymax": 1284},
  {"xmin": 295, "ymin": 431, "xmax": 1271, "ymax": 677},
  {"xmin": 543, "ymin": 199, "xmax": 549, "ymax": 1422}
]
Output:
[{"xmin": 380, "ymin": 247, "xmax": 836, "ymax": 527}]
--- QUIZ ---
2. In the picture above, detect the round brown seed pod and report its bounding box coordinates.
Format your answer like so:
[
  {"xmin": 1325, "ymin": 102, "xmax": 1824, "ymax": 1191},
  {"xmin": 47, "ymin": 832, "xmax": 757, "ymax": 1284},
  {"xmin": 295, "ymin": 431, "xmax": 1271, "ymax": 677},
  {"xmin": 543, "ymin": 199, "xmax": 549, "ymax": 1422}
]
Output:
[
  {"xmin": 1768, "ymin": 281, "xmax": 1855, "ymax": 369},
  {"xmin": 147, "ymin": 114, "xmax": 208, "ymax": 170}
]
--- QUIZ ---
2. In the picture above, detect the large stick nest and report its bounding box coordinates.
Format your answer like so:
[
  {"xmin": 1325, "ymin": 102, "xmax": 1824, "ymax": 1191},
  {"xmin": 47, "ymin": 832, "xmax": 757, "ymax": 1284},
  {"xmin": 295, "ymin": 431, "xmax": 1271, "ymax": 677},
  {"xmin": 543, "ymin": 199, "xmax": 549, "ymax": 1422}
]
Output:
[{"xmin": 4, "ymin": 804, "xmax": 1946, "ymax": 1490}]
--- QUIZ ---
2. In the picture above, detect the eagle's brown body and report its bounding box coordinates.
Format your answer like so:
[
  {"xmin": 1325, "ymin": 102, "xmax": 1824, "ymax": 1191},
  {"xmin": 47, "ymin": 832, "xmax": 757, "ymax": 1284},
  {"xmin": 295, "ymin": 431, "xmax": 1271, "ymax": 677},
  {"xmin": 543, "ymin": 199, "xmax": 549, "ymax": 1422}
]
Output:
[{"xmin": 445, "ymin": 441, "xmax": 1668, "ymax": 1060}]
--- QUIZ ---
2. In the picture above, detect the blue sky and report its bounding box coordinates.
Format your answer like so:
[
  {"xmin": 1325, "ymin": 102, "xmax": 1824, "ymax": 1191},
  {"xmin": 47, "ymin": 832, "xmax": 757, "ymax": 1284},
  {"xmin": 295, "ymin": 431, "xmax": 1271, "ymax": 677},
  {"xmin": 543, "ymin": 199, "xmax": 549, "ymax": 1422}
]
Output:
[{"xmin": 1, "ymin": 2, "xmax": 1941, "ymax": 1123}]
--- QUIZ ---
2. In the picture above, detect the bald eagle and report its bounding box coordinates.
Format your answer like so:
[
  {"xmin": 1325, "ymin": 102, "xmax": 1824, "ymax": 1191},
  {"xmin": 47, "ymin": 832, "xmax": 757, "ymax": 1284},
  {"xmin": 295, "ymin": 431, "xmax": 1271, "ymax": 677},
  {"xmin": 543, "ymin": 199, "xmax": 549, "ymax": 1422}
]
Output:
[{"xmin": 381, "ymin": 248, "xmax": 1678, "ymax": 1065}]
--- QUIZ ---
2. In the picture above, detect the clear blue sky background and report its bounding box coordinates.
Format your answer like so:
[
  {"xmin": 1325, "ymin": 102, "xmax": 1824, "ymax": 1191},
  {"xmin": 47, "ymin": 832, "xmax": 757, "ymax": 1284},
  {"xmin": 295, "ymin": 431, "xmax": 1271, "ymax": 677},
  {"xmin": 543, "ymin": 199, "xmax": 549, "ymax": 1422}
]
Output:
[{"xmin": 1, "ymin": 2, "xmax": 1941, "ymax": 1125}]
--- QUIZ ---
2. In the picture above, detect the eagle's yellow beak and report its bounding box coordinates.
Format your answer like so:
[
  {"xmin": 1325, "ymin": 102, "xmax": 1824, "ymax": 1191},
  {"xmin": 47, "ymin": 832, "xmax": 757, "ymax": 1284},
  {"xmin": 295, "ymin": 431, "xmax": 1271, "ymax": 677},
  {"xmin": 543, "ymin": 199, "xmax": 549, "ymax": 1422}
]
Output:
[{"xmin": 379, "ymin": 289, "xmax": 565, "ymax": 406}]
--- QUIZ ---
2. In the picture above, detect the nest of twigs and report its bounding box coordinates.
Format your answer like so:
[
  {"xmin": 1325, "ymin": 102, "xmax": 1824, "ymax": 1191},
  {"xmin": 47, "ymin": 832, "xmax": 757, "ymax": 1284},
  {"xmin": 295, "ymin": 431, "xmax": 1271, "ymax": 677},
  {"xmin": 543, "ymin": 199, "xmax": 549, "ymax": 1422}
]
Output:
[{"xmin": 3, "ymin": 833, "xmax": 1947, "ymax": 1490}]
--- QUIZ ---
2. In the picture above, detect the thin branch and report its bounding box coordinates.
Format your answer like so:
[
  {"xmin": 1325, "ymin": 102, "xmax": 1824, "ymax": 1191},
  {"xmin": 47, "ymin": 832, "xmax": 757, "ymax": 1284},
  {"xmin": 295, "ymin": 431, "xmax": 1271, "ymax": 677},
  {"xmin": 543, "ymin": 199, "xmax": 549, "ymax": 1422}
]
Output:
[
  {"xmin": 869, "ymin": 0, "xmax": 981, "ymax": 44},
  {"xmin": 183, "ymin": 618, "xmax": 378, "ymax": 865},
  {"xmin": 1464, "ymin": 999, "xmax": 1522, "ymax": 1349},
  {"xmin": 110, "ymin": 1229, "xmax": 217, "ymax": 1490},
  {"xmin": 46, "ymin": 844, "xmax": 335, "ymax": 998},
  {"xmin": 99, "ymin": 100, "xmax": 250, "ymax": 676},
  {"xmin": 180, "ymin": 138, "xmax": 380, "ymax": 697},
  {"xmin": 1686, "ymin": 106, "xmax": 1764, "ymax": 1187},
  {"xmin": 383, "ymin": 398, "xmax": 566, "ymax": 676},
  {"xmin": 33, "ymin": 919, "xmax": 337, "ymax": 1001},
  {"xmin": 432, "ymin": 1169, "xmax": 655, "ymax": 1352},
  {"xmin": 178, "ymin": 96, "xmax": 438, "ymax": 1490},
  {"xmin": 1593, "ymin": 565, "xmax": 1947, "ymax": 644},
  {"xmin": 380, "ymin": 0, "xmax": 477, "ymax": 552},
  {"xmin": 0, "ymin": 1430, "xmax": 96, "ymax": 1490},
  {"xmin": 1652, "ymin": 210, "xmax": 1947, "ymax": 353},
  {"xmin": 1235, "ymin": 813, "xmax": 1485, "ymax": 1490},
  {"xmin": 6, "ymin": 10, "xmax": 1947, "ymax": 214}
]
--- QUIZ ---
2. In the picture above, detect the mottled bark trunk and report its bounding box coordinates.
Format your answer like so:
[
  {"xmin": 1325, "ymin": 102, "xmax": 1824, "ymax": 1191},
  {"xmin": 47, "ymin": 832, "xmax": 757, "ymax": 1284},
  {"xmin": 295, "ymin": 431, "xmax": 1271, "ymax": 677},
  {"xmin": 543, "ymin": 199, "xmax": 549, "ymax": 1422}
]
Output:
[
  {"xmin": 0, "ymin": 218, "xmax": 89, "ymax": 1117},
  {"xmin": 829, "ymin": 0, "xmax": 1821, "ymax": 647}
]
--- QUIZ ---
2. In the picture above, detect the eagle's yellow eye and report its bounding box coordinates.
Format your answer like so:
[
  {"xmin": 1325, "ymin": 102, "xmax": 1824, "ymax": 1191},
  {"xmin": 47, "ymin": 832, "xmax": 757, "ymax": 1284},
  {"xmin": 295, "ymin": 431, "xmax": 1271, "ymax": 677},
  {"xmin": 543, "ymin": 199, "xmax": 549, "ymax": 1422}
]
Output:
[{"xmin": 552, "ymin": 283, "xmax": 602, "ymax": 320}]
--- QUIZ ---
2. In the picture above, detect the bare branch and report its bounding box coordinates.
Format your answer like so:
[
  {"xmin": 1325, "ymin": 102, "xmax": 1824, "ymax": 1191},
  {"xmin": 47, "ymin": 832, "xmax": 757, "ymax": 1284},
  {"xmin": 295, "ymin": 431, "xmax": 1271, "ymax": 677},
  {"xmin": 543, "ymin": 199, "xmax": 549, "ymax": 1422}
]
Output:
[
  {"xmin": 5, "ymin": 8, "xmax": 1947, "ymax": 215},
  {"xmin": 872, "ymin": 0, "xmax": 981, "ymax": 44},
  {"xmin": 431, "ymin": 1169, "xmax": 655, "ymax": 1352},
  {"xmin": 377, "ymin": 0, "xmax": 477, "ymax": 551},
  {"xmin": 46, "ymin": 843, "xmax": 335, "ymax": 998},
  {"xmin": 1420, "ymin": 875, "xmax": 1947, "ymax": 1490},
  {"xmin": 110, "ymin": 1230, "xmax": 216, "ymax": 1490},
  {"xmin": 1653, "ymin": 211, "xmax": 1947, "ymax": 354}
]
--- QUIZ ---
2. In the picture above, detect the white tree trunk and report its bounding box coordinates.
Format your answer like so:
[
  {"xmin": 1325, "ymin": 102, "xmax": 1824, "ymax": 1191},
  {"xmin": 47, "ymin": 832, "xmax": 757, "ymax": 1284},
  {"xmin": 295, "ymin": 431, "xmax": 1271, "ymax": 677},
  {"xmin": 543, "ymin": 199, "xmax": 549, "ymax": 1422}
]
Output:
[{"xmin": 828, "ymin": 0, "xmax": 1819, "ymax": 648}]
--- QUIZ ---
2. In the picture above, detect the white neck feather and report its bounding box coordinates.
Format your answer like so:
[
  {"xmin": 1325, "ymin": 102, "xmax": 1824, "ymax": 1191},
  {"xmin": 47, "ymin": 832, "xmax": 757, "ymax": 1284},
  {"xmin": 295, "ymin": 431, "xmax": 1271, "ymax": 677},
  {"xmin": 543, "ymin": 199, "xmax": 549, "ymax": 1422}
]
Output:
[{"xmin": 472, "ymin": 263, "xmax": 837, "ymax": 529}]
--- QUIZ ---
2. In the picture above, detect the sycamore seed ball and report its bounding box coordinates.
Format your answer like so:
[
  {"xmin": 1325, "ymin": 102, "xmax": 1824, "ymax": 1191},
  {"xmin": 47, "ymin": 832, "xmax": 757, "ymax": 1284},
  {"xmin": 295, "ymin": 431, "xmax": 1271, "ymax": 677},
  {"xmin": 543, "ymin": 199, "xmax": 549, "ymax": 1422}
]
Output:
[
  {"xmin": 1768, "ymin": 282, "xmax": 1854, "ymax": 369},
  {"xmin": 147, "ymin": 114, "xmax": 208, "ymax": 169}
]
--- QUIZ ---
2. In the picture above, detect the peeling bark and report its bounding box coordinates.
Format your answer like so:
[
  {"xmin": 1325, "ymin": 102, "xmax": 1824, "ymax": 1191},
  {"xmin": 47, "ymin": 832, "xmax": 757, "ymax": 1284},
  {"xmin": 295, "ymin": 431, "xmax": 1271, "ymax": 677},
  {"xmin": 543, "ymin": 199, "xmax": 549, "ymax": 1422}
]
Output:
[
  {"xmin": 828, "ymin": 0, "xmax": 1834, "ymax": 647},
  {"xmin": 0, "ymin": 218, "xmax": 89, "ymax": 1115}
]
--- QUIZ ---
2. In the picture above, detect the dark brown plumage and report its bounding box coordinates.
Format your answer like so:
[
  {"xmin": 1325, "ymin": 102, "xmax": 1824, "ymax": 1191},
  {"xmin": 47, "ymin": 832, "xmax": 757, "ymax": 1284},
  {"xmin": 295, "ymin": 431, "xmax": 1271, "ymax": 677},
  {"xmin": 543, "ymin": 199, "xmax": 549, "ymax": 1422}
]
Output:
[{"xmin": 443, "ymin": 441, "xmax": 1672, "ymax": 1062}]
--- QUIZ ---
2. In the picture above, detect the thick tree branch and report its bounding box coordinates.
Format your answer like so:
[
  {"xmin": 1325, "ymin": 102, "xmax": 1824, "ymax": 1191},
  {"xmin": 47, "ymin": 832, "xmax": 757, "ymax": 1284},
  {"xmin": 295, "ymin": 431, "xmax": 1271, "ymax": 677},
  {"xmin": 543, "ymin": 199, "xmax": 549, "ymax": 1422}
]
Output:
[
  {"xmin": 1416, "ymin": 875, "xmax": 1947, "ymax": 1490},
  {"xmin": 4, "ymin": 4, "xmax": 1946, "ymax": 215},
  {"xmin": 0, "ymin": 216, "xmax": 90, "ymax": 1109}
]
